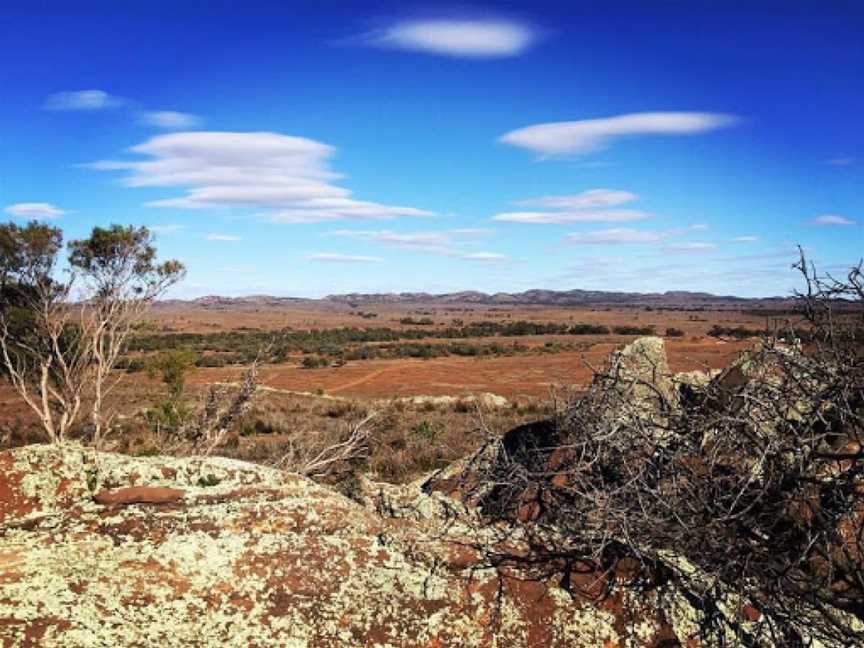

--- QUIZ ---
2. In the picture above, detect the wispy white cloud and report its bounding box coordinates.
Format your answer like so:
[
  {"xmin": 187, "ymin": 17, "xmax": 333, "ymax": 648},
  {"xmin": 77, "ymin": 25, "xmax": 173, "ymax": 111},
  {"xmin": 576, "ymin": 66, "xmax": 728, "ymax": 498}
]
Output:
[
  {"xmin": 205, "ymin": 233, "xmax": 242, "ymax": 241},
  {"xmin": 811, "ymin": 214, "xmax": 857, "ymax": 226},
  {"xmin": 500, "ymin": 112, "xmax": 739, "ymax": 156},
  {"xmin": 138, "ymin": 110, "xmax": 202, "ymax": 130},
  {"xmin": 494, "ymin": 188, "xmax": 648, "ymax": 224},
  {"xmin": 459, "ymin": 252, "xmax": 509, "ymax": 263},
  {"xmin": 565, "ymin": 224, "xmax": 718, "ymax": 247},
  {"xmin": 150, "ymin": 224, "xmax": 187, "ymax": 235},
  {"xmin": 43, "ymin": 89, "xmax": 124, "ymax": 111},
  {"xmin": 3, "ymin": 202, "xmax": 67, "ymax": 219},
  {"xmin": 566, "ymin": 228, "xmax": 666, "ymax": 245},
  {"xmin": 89, "ymin": 131, "xmax": 434, "ymax": 223},
  {"xmin": 307, "ymin": 253, "xmax": 383, "ymax": 263},
  {"xmin": 362, "ymin": 18, "xmax": 538, "ymax": 58},
  {"xmin": 732, "ymin": 235, "xmax": 759, "ymax": 242},
  {"xmin": 494, "ymin": 209, "xmax": 647, "ymax": 224},
  {"xmin": 515, "ymin": 189, "xmax": 636, "ymax": 209},
  {"xmin": 661, "ymin": 242, "xmax": 718, "ymax": 254},
  {"xmin": 330, "ymin": 228, "xmax": 494, "ymax": 256}
]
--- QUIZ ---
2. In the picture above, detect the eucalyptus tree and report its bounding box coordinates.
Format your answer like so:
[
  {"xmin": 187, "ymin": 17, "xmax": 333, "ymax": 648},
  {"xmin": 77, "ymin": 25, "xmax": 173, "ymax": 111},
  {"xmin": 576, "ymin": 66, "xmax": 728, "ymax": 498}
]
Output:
[
  {"xmin": 0, "ymin": 221, "xmax": 184, "ymax": 445},
  {"xmin": 68, "ymin": 224, "xmax": 185, "ymax": 446},
  {"xmin": 0, "ymin": 221, "xmax": 86, "ymax": 443}
]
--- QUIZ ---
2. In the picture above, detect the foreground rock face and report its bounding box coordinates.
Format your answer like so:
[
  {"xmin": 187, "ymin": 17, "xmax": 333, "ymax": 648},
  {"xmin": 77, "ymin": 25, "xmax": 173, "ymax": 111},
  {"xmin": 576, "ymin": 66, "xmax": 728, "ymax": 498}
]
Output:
[
  {"xmin": 0, "ymin": 443, "xmax": 702, "ymax": 647},
  {"xmin": 8, "ymin": 336, "xmax": 833, "ymax": 647}
]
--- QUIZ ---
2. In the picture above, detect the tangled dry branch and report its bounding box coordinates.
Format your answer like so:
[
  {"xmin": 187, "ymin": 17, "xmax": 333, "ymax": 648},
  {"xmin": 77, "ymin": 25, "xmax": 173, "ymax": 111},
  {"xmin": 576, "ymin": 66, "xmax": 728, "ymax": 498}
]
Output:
[
  {"xmin": 460, "ymin": 252, "xmax": 864, "ymax": 646},
  {"xmin": 277, "ymin": 412, "xmax": 376, "ymax": 480}
]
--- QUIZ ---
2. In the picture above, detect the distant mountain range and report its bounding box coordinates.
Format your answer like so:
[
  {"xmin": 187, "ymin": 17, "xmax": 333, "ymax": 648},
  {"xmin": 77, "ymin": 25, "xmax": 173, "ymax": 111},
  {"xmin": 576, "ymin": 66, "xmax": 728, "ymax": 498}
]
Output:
[
  {"xmin": 324, "ymin": 289, "xmax": 791, "ymax": 307},
  {"xmin": 157, "ymin": 289, "xmax": 792, "ymax": 309}
]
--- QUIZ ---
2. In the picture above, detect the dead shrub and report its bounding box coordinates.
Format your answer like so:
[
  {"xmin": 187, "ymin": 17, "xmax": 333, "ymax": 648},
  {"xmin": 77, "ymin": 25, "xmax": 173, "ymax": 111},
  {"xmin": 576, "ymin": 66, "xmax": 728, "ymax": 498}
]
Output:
[{"xmin": 468, "ymin": 251, "xmax": 864, "ymax": 645}]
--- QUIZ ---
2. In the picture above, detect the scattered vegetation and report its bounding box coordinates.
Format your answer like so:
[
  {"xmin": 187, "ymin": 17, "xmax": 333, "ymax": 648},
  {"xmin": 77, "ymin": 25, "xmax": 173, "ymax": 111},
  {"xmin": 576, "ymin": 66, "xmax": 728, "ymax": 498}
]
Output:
[
  {"xmin": 611, "ymin": 324, "xmax": 656, "ymax": 335},
  {"xmin": 124, "ymin": 320, "xmax": 618, "ymax": 367},
  {"xmin": 707, "ymin": 323, "xmax": 766, "ymax": 338}
]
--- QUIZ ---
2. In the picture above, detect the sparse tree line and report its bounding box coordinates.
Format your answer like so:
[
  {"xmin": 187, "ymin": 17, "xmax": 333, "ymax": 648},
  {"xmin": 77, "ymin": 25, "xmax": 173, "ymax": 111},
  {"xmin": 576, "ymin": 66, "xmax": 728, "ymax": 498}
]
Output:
[{"xmin": 122, "ymin": 321, "xmax": 666, "ymax": 370}]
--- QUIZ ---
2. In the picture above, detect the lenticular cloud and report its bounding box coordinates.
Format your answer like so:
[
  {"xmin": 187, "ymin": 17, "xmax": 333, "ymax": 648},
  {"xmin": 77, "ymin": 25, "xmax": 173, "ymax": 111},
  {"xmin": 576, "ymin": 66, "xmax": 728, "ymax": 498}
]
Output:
[
  {"xmin": 89, "ymin": 131, "xmax": 434, "ymax": 223},
  {"xmin": 500, "ymin": 112, "xmax": 739, "ymax": 156},
  {"xmin": 369, "ymin": 18, "xmax": 538, "ymax": 58}
]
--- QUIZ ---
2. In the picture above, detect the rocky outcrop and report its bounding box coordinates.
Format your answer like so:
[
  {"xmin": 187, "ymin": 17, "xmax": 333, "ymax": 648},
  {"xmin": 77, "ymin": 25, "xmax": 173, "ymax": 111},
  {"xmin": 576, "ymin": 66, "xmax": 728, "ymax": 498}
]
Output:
[
  {"xmin": 401, "ymin": 392, "xmax": 509, "ymax": 409},
  {"xmin": 3, "ymin": 336, "xmax": 854, "ymax": 646},
  {"xmin": 422, "ymin": 338, "xmax": 680, "ymax": 509},
  {"xmin": 1, "ymin": 444, "xmax": 702, "ymax": 647},
  {"xmin": 602, "ymin": 336, "xmax": 676, "ymax": 413}
]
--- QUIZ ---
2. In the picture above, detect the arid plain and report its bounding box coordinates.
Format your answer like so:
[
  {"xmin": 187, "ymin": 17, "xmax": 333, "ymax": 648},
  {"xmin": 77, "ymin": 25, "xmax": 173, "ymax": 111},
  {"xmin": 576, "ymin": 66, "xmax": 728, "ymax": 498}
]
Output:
[
  {"xmin": 154, "ymin": 299, "xmax": 765, "ymax": 398},
  {"xmin": 0, "ymin": 296, "xmax": 779, "ymax": 481}
]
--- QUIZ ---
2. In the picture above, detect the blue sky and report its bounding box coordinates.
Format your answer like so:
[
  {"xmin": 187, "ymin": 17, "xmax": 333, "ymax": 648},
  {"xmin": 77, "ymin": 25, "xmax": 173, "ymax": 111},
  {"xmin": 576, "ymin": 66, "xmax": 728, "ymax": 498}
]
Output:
[{"xmin": 1, "ymin": 0, "xmax": 861, "ymax": 298}]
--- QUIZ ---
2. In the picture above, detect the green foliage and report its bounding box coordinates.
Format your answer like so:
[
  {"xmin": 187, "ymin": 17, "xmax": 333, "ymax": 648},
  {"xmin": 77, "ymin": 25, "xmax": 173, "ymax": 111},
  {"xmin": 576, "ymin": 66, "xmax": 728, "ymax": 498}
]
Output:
[
  {"xmin": 67, "ymin": 224, "xmax": 185, "ymax": 295},
  {"xmin": 665, "ymin": 327, "xmax": 685, "ymax": 337},
  {"xmin": 411, "ymin": 419, "xmax": 442, "ymax": 441},
  {"xmin": 240, "ymin": 418, "xmax": 276, "ymax": 437},
  {"xmin": 302, "ymin": 355, "xmax": 330, "ymax": 369},
  {"xmin": 707, "ymin": 324, "xmax": 765, "ymax": 339},
  {"xmin": 612, "ymin": 325, "xmax": 656, "ymax": 335},
  {"xmin": 0, "ymin": 221, "xmax": 64, "ymax": 347},
  {"xmin": 147, "ymin": 349, "xmax": 197, "ymax": 399},
  {"xmin": 144, "ymin": 400, "xmax": 192, "ymax": 438},
  {"xmin": 0, "ymin": 220, "xmax": 63, "ymax": 288},
  {"xmin": 129, "ymin": 320, "xmax": 614, "ymax": 360},
  {"xmin": 399, "ymin": 316, "xmax": 434, "ymax": 325},
  {"xmin": 124, "ymin": 358, "xmax": 147, "ymax": 373}
]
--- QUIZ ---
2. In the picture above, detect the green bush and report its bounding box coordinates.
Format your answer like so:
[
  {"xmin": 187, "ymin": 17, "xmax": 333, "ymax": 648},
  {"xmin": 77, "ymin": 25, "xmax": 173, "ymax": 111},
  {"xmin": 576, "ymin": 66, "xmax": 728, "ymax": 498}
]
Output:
[
  {"xmin": 125, "ymin": 358, "xmax": 147, "ymax": 373},
  {"xmin": 707, "ymin": 324, "xmax": 764, "ymax": 339},
  {"xmin": 302, "ymin": 355, "xmax": 330, "ymax": 369},
  {"xmin": 612, "ymin": 325, "xmax": 656, "ymax": 335}
]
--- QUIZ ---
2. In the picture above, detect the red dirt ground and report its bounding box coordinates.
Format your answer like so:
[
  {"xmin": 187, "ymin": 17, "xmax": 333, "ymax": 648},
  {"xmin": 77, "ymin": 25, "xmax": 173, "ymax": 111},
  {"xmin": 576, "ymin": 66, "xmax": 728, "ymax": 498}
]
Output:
[{"xmin": 187, "ymin": 337, "xmax": 750, "ymax": 400}]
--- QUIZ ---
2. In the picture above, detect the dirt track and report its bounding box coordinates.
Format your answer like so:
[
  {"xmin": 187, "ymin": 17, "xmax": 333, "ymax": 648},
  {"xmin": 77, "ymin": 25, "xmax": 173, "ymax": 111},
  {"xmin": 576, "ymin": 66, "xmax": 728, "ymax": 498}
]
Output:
[{"xmin": 188, "ymin": 337, "xmax": 749, "ymax": 400}]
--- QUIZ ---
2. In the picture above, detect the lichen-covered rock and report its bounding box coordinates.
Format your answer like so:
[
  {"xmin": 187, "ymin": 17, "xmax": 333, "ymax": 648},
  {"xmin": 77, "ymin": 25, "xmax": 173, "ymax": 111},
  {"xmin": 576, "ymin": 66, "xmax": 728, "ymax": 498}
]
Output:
[
  {"xmin": 1, "ymin": 444, "xmax": 700, "ymax": 647},
  {"xmin": 673, "ymin": 369, "xmax": 718, "ymax": 391},
  {"xmin": 603, "ymin": 337, "xmax": 676, "ymax": 414},
  {"xmin": 402, "ymin": 392, "xmax": 509, "ymax": 409},
  {"xmin": 709, "ymin": 341, "xmax": 777, "ymax": 404}
]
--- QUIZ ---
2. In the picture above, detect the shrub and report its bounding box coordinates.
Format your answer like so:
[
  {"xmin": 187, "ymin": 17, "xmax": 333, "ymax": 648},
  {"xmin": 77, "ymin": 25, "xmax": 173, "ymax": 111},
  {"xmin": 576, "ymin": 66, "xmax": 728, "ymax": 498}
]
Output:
[
  {"xmin": 125, "ymin": 358, "xmax": 147, "ymax": 373},
  {"xmin": 301, "ymin": 355, "xmax": 330, "ymax": 369},
  {"xmin": 325, "ymin": 402, "xmax": 357, "ymax": 419},
  {"xmin": 612, "ymin": 325, "xmax": 656, "ymax": 335},
  {"xmin": 707, "ymin": 324, "xmax": 764, "ymax": 339},
  {"xmin": 411, "ymin": 419, "xmax": 442, "ymax": 441},
  {"xmin": 148, "ymin": 349, "xmax": 198, "ymax": 399},
  {"xmin": 569, "ymin": 323, "xmax": 610, "ymax": 335}
]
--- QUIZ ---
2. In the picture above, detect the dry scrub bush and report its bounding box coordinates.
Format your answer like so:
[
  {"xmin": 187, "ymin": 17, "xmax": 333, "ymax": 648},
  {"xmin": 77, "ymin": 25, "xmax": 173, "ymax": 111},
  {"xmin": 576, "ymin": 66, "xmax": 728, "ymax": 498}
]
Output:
[
  {"xmin": 276, "ymin": 411, "xmax": 376, "ymax": 480},
  {"xmin": 466, "ymin": 252, "xmax": 863, "ymax": 646},
  {"xmin": 151, "ymin": 360, "xmax": 263, "ymax": 457}
]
